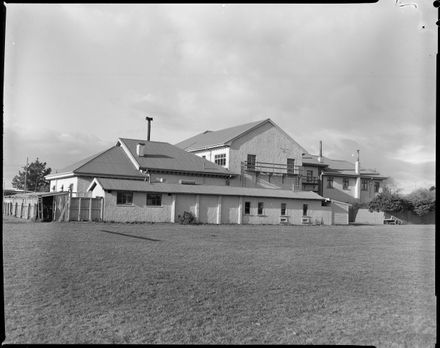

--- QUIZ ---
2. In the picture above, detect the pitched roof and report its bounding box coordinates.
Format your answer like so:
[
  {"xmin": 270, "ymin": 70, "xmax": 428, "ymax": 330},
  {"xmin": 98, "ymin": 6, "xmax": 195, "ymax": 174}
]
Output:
[
  {"xmin": 117, "ymin": 138, "xmax": 232, "ymax": 176},
  {"xmin": 175, "ymin": 119, "xmax": 269, "ymax": 151},
  {"xmin": 92, "ymin": 178, "xmax": 325, "ymax": 200},
  {"xmin": 46, "ymin": 146, "xmax": 144, "ymax": 179},
  {"xmin": 302, "ymin": 154, "xmax": 386, "ymax": 178}
]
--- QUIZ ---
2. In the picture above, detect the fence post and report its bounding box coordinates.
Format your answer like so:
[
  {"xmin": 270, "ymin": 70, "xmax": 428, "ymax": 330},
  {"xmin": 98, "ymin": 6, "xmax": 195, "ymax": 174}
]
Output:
[
  {"xmin": 78, "ymin": 197, "xmax": 82, "ymax": 221},
  {"xmin": 89, "ymin": 198, "xmax": 92, "ymax": 221},
  {"xmin": 100, "ymin": 197, "xmax": 104, "ymax": 221}
]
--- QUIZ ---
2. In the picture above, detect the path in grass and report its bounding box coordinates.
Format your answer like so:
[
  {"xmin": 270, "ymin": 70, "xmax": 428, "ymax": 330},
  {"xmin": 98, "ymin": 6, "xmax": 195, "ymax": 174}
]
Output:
[{"xmin": 2, "ymin": 218, "xmax": 436, "ymax": 345}]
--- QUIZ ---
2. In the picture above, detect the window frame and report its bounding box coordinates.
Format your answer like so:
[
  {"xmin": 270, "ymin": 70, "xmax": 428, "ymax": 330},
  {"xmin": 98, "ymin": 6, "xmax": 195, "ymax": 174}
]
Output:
[
  {"xmin": 117, "ymin": 191, "xmax": 133, "ymax": 205},
  {"xmin": 342, "ymin": 177, "xmax": 350, "ymax": 190},
  {"xmin": 214, "ymin": 153, "xmax": 226, "ymax": 166},
  {"xmin": 146, "ymin": 193, "xmax": 162, "ymax": 206},
  {"xmin": 244, "ymin": 201, "xmax": 251, "ymax": 215},
  {"xmin": 287, "ymin": 158, "xmax": 296, "ymax": 175},
  {"xmin": 303, "ymin": 203, "xmax": 308, "ymax": 216},
  {"xmin": 374, "ymin": 181, "xmax": 380, "ymax": 193},
  {"xmin": 361, "ymin": 179, "xmax": 369, "ymax": 191},
  {"xmin": 281, "ymin": 203, "xmax": 287, "ymax": 216},
  {"xmin": 247, "ymin": 154, "xmax": 256, "ymax": 170},
  {"xmin": 327, "ymin": 176, "xmax": 334, "ymax": 189},
  {"xmin": 257, "ymin": 202, "xmax": 264, "ymax": 215}
]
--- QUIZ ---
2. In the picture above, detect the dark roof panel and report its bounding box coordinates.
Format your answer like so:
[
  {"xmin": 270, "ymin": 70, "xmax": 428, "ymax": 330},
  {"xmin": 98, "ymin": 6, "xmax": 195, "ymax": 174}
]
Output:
[{"xmin": 119, "ymin": 138, "xmax": 232, "ymax": 175}]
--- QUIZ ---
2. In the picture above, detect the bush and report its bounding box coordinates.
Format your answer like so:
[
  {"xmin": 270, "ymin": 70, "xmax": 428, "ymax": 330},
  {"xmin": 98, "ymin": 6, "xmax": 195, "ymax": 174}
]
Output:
[{"xmin": 177, "ymin": 211, "xmax": 196, "ymax": 224}]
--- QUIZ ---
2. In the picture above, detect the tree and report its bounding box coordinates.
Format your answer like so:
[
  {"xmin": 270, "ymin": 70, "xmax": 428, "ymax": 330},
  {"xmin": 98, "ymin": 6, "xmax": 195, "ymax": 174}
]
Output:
[
  {"xmin": 368, "ymin": 186, "xmax": 408, "ymax": 213},
  {"xmin": 12, "ymin": 158, "xmax": 52, "ymax": 192},
  {"xmin": 405, "ymin": 187, "xmax": 435, "ymax": 216}
]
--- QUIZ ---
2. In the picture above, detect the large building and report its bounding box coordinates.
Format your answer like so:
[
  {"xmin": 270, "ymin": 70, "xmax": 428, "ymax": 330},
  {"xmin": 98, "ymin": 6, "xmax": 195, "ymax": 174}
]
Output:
[
  {"xmin": 38, "ymin": 135, "xmax": 343, "ymax": 225},
  {"xmin": 176, "ymin": 119, "xmax": 387, "ymax": 205}
]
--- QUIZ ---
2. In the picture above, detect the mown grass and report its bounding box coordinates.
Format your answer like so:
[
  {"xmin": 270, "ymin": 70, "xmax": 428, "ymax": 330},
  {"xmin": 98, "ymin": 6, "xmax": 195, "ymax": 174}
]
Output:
[{"xmin": 2, "ymin": 217, "xmax": 436, "ymax": 345}]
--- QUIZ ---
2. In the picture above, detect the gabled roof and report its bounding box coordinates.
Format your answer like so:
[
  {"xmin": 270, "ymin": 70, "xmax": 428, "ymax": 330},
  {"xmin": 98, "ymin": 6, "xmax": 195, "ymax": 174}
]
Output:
[
  {"xmin": 46, "ymin": 146, "xmax": 144, "ymax": 180},
  {"xmin": 175, "ymin": 119, "xmax": 266, "ymax": 151},
  {"xmin": 117, "ymin": 138, "xmax": 232, "ymax": 176},
  {"xmin": 91, "ymin": 177, "xmax": 326, "ymax": 200}
]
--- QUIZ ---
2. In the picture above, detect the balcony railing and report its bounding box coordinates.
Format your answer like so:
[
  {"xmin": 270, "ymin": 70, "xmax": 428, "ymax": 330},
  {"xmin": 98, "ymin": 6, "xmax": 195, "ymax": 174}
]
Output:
[
  {"xmin": 302, "ymin": 176, "xmax": 320, "ymax": 185},
  {"xmin": 241, "ymin": 161, "xmax": 300, "ymax": 175}
]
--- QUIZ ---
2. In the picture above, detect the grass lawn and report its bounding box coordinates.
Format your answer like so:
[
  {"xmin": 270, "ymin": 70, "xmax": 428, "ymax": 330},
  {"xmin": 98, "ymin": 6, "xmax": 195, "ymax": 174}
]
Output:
[{"xmin": 2, "ymin": 216, "xmax": 436, "ymax": 345}]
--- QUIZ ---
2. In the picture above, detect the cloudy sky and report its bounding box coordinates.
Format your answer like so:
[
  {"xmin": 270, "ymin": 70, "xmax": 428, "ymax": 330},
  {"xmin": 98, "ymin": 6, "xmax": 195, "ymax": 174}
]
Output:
[{"xmin": 4, "ymin": 3, "xmax": 436, "ymax": 193}]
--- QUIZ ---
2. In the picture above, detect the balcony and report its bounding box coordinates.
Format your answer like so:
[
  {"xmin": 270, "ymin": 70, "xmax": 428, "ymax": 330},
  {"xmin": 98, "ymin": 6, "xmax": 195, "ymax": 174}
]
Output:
[
  {"xmin": 302, "ymin": 176, "xmax": 320, "ymax": 185},
  {"xmin": 241, "ymin": 161, "xmax": 300, "ymax": 176}
]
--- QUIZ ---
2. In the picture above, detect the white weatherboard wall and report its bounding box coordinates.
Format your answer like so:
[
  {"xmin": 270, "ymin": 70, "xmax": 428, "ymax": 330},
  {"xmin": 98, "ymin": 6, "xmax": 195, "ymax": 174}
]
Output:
[
  {"xmin": 199, "ymin": 195, "xmax": 219, "ymax": 223},
  {"xmin": 221, "ymin": 196, "xmax": 240, "ymax": 224},
  {"xmin": 103, "ymin": 191, "xmax": 173, "ymax": 223},
  {"xmin": 241, "ymin": 198, "xmax": 331, "ymax": 225},
  {"xmin": 50, "ymin": 176, "xmax": 94, "ymax": 194},
  {"xmin": 175, "ymin": 194, "xmax": 198, "ymax": 221},
  {"xmin": 228, "ymin": 122, "xmax": 304, "ymax": 174},
  {"xmin": 193, "ymin": 147, "xmax": 230, "ymax": 169}
]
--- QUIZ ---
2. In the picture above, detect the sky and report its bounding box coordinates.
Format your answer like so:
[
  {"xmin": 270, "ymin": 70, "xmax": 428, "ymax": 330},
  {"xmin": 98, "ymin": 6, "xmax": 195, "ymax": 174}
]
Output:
[{"xmin": 3, "ymin": 3, "xmax": 437, "ymax": 193}]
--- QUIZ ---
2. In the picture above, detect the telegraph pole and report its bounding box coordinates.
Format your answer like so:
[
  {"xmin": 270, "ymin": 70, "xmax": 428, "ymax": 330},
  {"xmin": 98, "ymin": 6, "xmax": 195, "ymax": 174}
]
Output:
[{"xmin": 24, "ymin": 157, "xmax": 28, "ymax": 192}]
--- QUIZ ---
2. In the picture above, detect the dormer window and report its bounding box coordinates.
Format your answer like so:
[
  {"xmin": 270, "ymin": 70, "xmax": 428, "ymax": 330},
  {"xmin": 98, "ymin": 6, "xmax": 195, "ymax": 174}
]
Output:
[{"xmin": 215, "ymin": 153, "xmax": 226, "ymax": 166}]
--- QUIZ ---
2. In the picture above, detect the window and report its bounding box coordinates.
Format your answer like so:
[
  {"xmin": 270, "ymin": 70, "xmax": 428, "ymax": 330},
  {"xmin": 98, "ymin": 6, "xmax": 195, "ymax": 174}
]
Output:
[
  {"xmin": 258, "ymin": 202, "xmax": 264, "ymax": 215},
  {"xmin": 281, "ymin": 203, "xmax": 287, "ymax": 216},
  {"xmin": 60, "ymin": 185, "xmax": 64, "ymax": 191},
  {"xmin": 202, "ymin": 155, "xmax": 206, "ymax": 159},
  {"xmin": 287, "ymin": 158, "xmax": 296, "ymax": 175},
  {"xmin": 361, "ymin": 179, "xmax": 369, "ymax": 191},
  {"xmin": 147, "ymin": 193, "xmax": 161, "ymax": 206},
  {"xmin": 117, "ymin": 191, "xmax": 133, "ymax": 205},
  {"xmin": 374, "ymin": 181, "xmax": 380, "ymax": 193},
  {"xmin": 247, "ymin": 154, "xmax": 256, "ymax": 170},
  {"xmin": 303, "ymin": 204, "xmax": 308, "ymax": 216},
  {"xmin": 214, "ymin": 153, "xmax": 226, "ymax": 166},
  {"xmin": 244, "ymin": 201, "xmax": 251, "ymax": 215},
  {"xmin": 327, "ymin": 177, "xmax": 334, "ymax": 189},
  {"xmin": 343, "ymin": 178, "xmax": 349, "ymax": 190},
  {"xmin": 306, "ymin": 170, "xmax": 313, "ymax": 179},
  {"xmin": 69, "ymin": 183, "xmax": 74, "ymax": 192}
]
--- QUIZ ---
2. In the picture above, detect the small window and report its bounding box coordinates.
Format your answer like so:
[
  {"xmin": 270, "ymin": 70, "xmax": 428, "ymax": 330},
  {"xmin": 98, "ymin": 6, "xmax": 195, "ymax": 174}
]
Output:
[
  {"xmin": 202, "ymin": 155, "xmax": 206, "ymax": 159},
  {"xmin": 244, "ymin": 201, "xmax": 251, "ymax": 215},
  {"xmin": 343, "ymin": 178, "xmax": 349, "ymax": 190},
  {"xmin": 247, "ymin": 154, "xmax": 256, "ymax": 170},
  {"xmin": 258, "ymin": 202, "xmax": 264, "ymax": 215},
  {"xmin": 147, "ymin": 193, "xmax": 161, "ymax": 206},
  {"xmin": 361, "ymin": 179, "xmax": 369, "ymax": 191},
  {"xmin": 303, "ymin": 204, "xmax": 308, "ymax": 216},
  {"xmin": 287, "ymin": 158, "xmax": 296, "ymax": 175},
  {"xmin": 52, "ymin": 185, "xmax": 55, "ymax": 191},
  {"xmin": 214, "ymin": 153, "xmax": 226, "ymax": 166},
  {"xmin": 69, "ymin": 183, "xmax": 74, "ymax": 192},
  {"xmin": 60, "ymin": 185, "xmax": 64, "ymax": 191},
  {"xmin": 306, "ymin": 170, "xmax": 313, "ymax": 179},
  {"xmin": 281, "ymin": 203, "xmax": 287, "ymax": 216},
  {"xmin": 117, "ymin": 191, "xmax": 133, "ymax": 205},
  {"xmin": 327, "ymin": 177, "xmax": 334, "ymax": 189},
  {"xmin": 374, "ymin": 181, "xmax": 380, "ymax": 193}
]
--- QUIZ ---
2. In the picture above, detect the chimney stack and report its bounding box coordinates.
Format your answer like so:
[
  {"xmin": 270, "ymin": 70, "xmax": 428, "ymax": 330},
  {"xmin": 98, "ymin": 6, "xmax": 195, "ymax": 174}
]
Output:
[
  {"xmin": 146, "ymin": 116, "xmax": 153, "ymax": 141},
  {"xmin": 355, "ymin": 149, "xmax": 360, "ymax": 174},
  {"xmin": 136, "ymin": 143, "xmax": 145, "ymax": 157},
  {"xmin": 318, "ymin": 140, "xmax": 323, "ymax": 162}
]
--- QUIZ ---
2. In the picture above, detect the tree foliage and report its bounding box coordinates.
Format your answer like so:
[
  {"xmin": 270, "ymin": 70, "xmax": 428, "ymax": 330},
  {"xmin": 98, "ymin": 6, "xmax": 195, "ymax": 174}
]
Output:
[
  {"xmin": 12, "ymin": 158, "xmax": 52, "ymax": 192},
  {"xmin": 368, "ymin": 185, "xmax": 435, "ymax": 217},
  {"xmin": 368, "ymin": 186, "xmax": 407, "ymax": 213},
  {"xmin": 405, "ymin": 187, "xmax": 436, "ymax": 216}
]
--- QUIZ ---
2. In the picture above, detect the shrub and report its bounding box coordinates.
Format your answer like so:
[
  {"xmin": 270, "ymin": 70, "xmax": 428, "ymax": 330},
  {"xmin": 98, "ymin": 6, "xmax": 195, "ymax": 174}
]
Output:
[{"xmin": 177, "ymin": 211, "xmax": 196, "ymax": 224}]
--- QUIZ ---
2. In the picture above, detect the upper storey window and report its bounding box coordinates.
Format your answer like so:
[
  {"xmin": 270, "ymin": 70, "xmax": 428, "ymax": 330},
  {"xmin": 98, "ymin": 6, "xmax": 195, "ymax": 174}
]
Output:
[{"xmin": 214, "ymin": 153, "xmax": 226, "ymax": 166}]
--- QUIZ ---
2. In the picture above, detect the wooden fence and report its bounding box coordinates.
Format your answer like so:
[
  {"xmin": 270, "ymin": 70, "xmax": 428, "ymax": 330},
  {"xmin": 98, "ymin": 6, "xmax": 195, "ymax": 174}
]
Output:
[{"xmin": 3, "ymin": 193, "xmax": 103, "ymax": 222}]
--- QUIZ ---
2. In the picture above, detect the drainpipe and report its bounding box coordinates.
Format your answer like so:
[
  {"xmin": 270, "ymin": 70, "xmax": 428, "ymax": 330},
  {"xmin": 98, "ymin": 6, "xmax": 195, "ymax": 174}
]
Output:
[{"xmin": 354, "ymin": 149, "xmax": 361, "ymax": 200}]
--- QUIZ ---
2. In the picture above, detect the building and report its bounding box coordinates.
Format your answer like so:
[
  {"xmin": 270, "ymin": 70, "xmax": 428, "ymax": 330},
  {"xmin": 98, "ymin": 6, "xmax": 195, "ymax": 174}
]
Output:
[
  {"xmin": 40, "ymin": 135, "xmax": 340, "ymax": 225},
  {"xmin": 177, "ymin": 119, "xmax": 387, "ymax": 206},
  {"xmin": 175, "ymin": 119, "xmax": 307, "ymax": 191}
]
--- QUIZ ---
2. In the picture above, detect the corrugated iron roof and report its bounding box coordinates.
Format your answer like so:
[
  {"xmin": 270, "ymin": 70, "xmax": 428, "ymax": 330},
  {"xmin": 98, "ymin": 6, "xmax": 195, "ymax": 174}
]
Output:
[
  {"xmin": 302, "ymin": 154, "xmax": 385, "ymax": 178},
  {"xmin": 174, "ymin": 119, "xmax": 268, "ymax": 151},
  {"xmin": 94, "ymin": 177, "xmax": 325, "ymax": 200},
  {"xmin": 47, "ymin": 146, "xmax": 144, "ymax": 179},
  {"xmin": 118, "ymin": 138, "xmax": 232, "ymax": 176}
]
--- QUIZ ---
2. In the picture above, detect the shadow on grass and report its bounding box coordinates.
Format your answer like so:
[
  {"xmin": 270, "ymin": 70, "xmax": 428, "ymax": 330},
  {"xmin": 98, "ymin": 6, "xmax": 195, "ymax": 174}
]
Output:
[{"xmin": 99, "ymin": 229, "xmax": 161, "ymax": 242}]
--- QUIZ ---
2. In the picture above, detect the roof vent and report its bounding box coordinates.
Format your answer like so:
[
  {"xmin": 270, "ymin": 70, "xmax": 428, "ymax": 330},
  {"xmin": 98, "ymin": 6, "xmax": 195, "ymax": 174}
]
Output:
[
  {"xmin": 179, "ymin": 179, "xmax": 196, "ymax": 185},
  {"xmin": 136, "ymin": 143, "xmax": 145, "ymax": 157}
]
